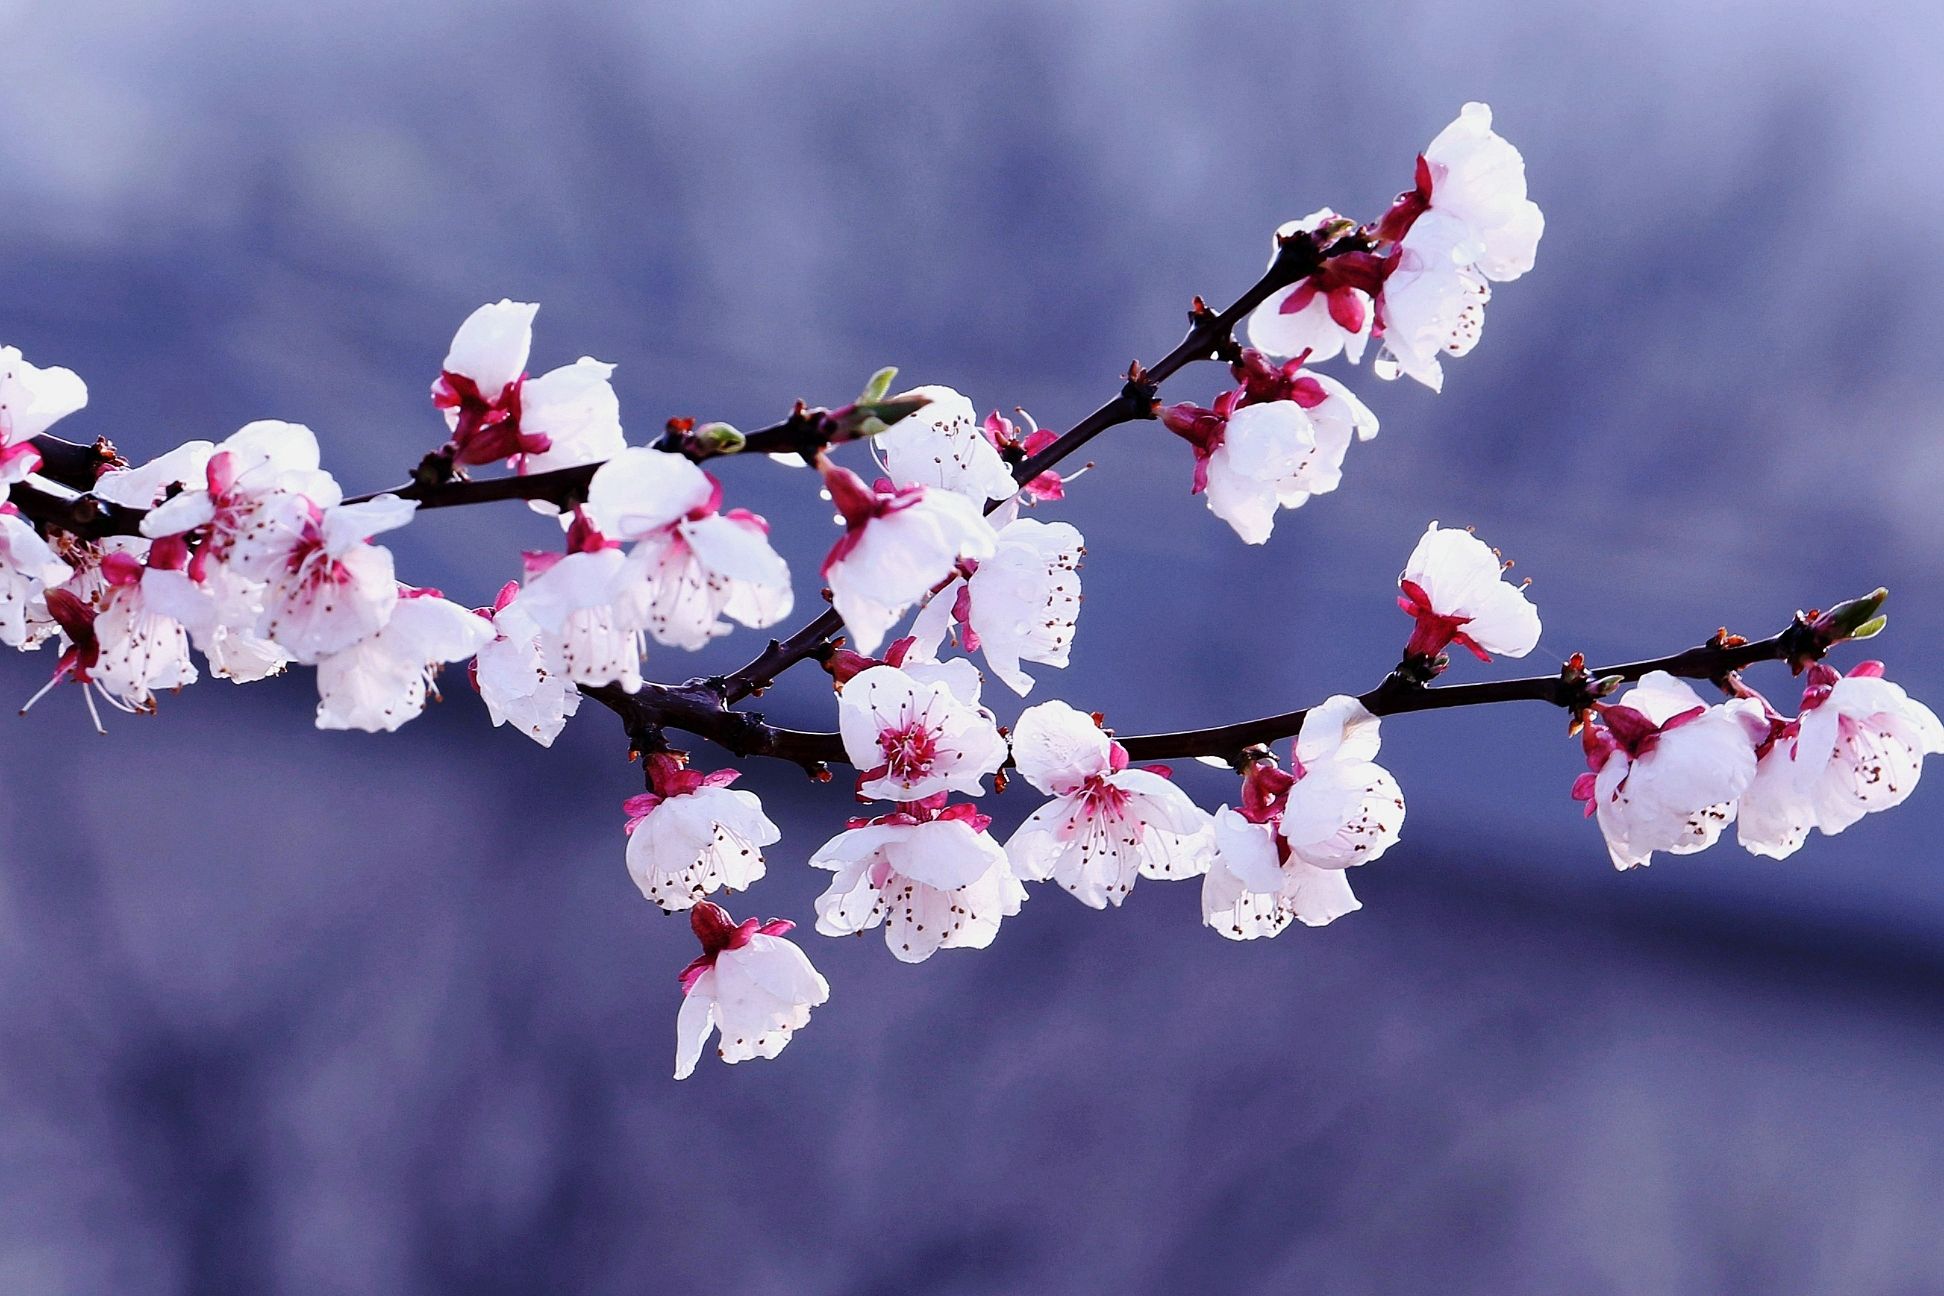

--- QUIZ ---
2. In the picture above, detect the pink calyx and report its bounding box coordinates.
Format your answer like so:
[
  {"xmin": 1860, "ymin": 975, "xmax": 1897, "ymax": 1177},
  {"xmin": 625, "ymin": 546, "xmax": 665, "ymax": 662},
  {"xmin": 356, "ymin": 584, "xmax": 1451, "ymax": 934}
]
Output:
[
  {"xmin": 432, "ymin": 369, "xmax": 550, "ymax": 467},
  {"xmin": 678, "ymin": 900, "xmax": 795, "ymax": 992}
]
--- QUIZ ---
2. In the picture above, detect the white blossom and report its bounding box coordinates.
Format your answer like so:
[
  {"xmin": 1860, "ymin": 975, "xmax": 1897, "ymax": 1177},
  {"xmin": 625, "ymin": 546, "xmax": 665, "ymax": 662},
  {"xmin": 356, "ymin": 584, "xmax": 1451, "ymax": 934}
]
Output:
[
  {"xmin": 836, "ymin": 663, "xmax": 1007, "ymax": 802},
  {"xmin": 1200, "ymin": 697, "xmax": 1403, "ymax": 938},
  {"xmin": 875, "ymin": 384, "xmax": 1017, "ymax": 504},
  {"xmin": 142, "ymin": 564, "xmax": 290, "ymax": 683},
  {"xmin": 1740, "ymin": 664, "xmax": 1944, "ymax": 859},
  {"xmin": 810, "ymin": 807, "xmax": 1026, "ymax": 963},
  {"xmin": 623, "ymin": 756, "xmax": 779, "ymax": 912},
  {"xmin": 1574, "ymin": 672, "xmax": 1767, "ymax": 870},
  {"xmin": 1398, "ymin": 521, "xmax": 1541, "ymax": 660},
  {"xmin": 505, "ymin": 542, "xmax": 646, "ymax": 692},
  {"xmin": 1418, "ymin": 101, "xmax": 1545, "ymax": 282},
  {"xmin": 87, "ymin": 550, "xmax": 200, "ymax": 711},
  {"xmin": 1201, "ymin": 376, "xmax": 1379, "ymax": 545},
  {"xmin": 583, "ymin": 446, "xmax": 792, "ymax": 650},
  {"xmin": 471, "ymin": 585, "xmax": 581, "ymax": 746},
  {"xmin": 908, "ymin": 510, "xmax": 1082, "ymax": 696},
  {"xmin": 314, "ymin": 589, "xmax": 492, "ymax": 732},
  {"xmin": 1004, "ymin": 700, "xmax": 1212, "ymax": 907},
  {"xmin": 0, "ymin": 346, "xmax": 87, "ymax": 482},
  {"xmin": 140, "ymin": 420, "xmax": 339, "ymax": 579},
  {"xmin": 435, "ymin": 300, "xmax": 622, "ymax": 473},
  {"xmin": 675, "ymin": 903, "xmax": 829, "ymax": 1080},
  {"xmin": 1246, "ymin": 210, "xmax": 1375, "ymax": 364},
  {"xmin": 821, "ymin": 460, "xmax": 996, "ymax": 656},
  {"xmin": 259, "ymin": 495, "xmax": 417, "ymax": 662},
  {"xmin": 0, "ymin": 509, "xmax": 72, "ymax": 648}
]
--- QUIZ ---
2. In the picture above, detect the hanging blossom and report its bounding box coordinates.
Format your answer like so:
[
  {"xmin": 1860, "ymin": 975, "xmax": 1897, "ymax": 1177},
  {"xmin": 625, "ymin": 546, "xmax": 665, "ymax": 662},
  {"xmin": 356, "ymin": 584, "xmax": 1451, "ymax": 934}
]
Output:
[
  {"xmin": 81, "ymin": 543, "xmax": 200, "ymax": 713},
  {"xmin": 875, "ymin": 384, "xmax": 1019, "ymax": 505},
  {"xmin": 431, "ymin": 300, "xmax": 624, "ymax": 474},
  {"xmin": 506, "ymin": 512, "xmax": 646, "ymax": 692},
  {"xmin": 819, "ymin": 457, "xmax": 995, "ymax": 656},
  {"xmin": 1737, "ymin": 662, "xmax": 1944, "ymax": 859},
  {"xmin": 1162, "ymin": 349, "xmax": 1378, "ymax": 544},
  {"xmin": 582, "ymin": 445, "xmax": 792, "ymax": 650},
  {"xmin": 1372, "ymin": 102, "xmax": 1544, "ymax": 391},
  {"xmin": 25, "ymin": 540, "xmax": 199, "ymax": 725},
  {"xmin": 836, "ymin": 662, "xmax": 1007, "ymax": 803},
  {"xmin": 0, "ymin": 345, "xmax": 88, "ymax": 484},
  {"xmin": 313, "ymin": 586, "xmax": 492, "ymax": 732},
  {"xmin": 1004, "ymin": 699, "xmax": 1213, "ymax": 908},
  {"xmin": 259, "ymin": 494, "xmax": 418, "ymax": 662},
  {"xmin": 810, "ymin": 796, "xmax": 1027, "ymax": 963},
  {"xmin": 1246, "ymin": 210, "xmax": 1389, "ymax": 365},
  {"xmin": 1572, "ymin": 672, "xmax": 1767, "ymax": 870},
  {"xmin": 1397, "ymin": 521, "xmax": 1541, "ymax": 662},
  {"xmin": 0, "ymin": 506, "xmax": 72, "ymax": 648},
  {"xmin": 674, "ymin": 901, "xmax": 829, "ymax": 1081},
  {"xmin": 624, "ymin": 752, "xmax": 781, "ymax": 912},
  {"xmin": 1201, "ymin": 696, "xmax": 1405, "ymax": 939},
  {"xmin": 907, "ymin": 505, "xmax": 1083, "ymax": 696},
  {"xmin": 469, "ymin": 581, "xmax": 582, "ymax": 746}
]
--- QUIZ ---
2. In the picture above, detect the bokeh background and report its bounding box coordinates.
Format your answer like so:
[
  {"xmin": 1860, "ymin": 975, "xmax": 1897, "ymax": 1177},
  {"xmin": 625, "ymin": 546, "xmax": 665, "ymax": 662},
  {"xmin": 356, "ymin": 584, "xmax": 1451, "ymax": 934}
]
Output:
[{"xmin": 4, "ymin": 1, "xmax": 1943, "ymax": 1291}]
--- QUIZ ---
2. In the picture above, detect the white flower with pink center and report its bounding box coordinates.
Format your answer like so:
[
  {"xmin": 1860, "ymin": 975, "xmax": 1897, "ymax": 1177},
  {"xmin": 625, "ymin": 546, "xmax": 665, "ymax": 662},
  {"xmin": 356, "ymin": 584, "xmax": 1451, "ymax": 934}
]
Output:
[
  {"xmin": 1572, "ymin": 672, "xmax": 1768, "ymax": 870},
  {"xmin": 504, "ymin": 512, "xmax": 647, "ymax": 692},
  {"xmin": 819, "ymin": 458, "xmax": 996, "ymax": 656},
  {"xmin": 259, "ymin": 494, "xmax": 417, "ymax": 662},
  {"xmin": 809, "ymin": 800, "xmax": 1027, "ymax": 963},
  {"xmin": 836, "ymin": 663, "xmax": 1007, "ymax": 802},
  {"xmin": 469, "ymin": 582, "xmax": 582, "ymax": 746},
  {"xmin": 908, "ymin": 510, "xmax": 1082, "ymax": 697},
  {"xmin": 1200, "ymin": 696, "xmax": 1404, "ymax": 939},
  {"xmin": 142, "ymin": 563, "xmax": 290, "ymax": 684},
  {"xmin": 1737, "ymin": 711, "xmax": 1815, "ymax": 861},
  {"xmin": 1371, "ymin": 211, "xmax": 1491, "ymax": 393},
  {"xmin": 623, "ymin": 754, "xmax": 780, "ymax": 912},
  {"xmin": 86, "ymin": 546, "xmax": 200, "ymax": 712},
  {"xmin": 431, "ymin": 300, "xmax": 623, "ymax": 474},
  {"xmin": 139, "ymin": 421, "xmax": 339, "ymax": 579},
  {"xmin": 0, "ymin": 506, "xmax": 73, "ymax": 648},
  {"xmin": 1004, "ymin": 700, "xmax": 1213, "ymax": 908},
  {"xmin": 1397, "ymin": 522, "xmax": 1541, "ymax": 662},
  {"xmin": 0, "ymin": 345, "xmax": 87, "ymax": 484},
  {"xmin": 1783, "ymin": 662, "xmax": 1943, "ymax": 842},
  {"xmin": 875, "ymin": 384, "xmax": 1018, "ymax": 505},
  {"xmin": 1371, "ymin": 103, "xmax": 1542, "ymax": 391},
  {"xmin": 675, "ymin": 901, "xmax": 829, "ymax": 1080},
  {"xmin": 1246, "ymin": 211, "xmax": 1387, "ymax": 364},
  {"xmin": 1406, "ymin": 102, "xmax": 1544, "ymax": 282},
  {"xmin": 313, "ymin": 587, "xmax": 492, "ymax": 732},
  {"xmin": 1164, "ymin": 362, "xmax": 1378, "ymax": 546},
  {"xmin": 583, "ymin": 446, "xmax": 792, "ymax": 650}
]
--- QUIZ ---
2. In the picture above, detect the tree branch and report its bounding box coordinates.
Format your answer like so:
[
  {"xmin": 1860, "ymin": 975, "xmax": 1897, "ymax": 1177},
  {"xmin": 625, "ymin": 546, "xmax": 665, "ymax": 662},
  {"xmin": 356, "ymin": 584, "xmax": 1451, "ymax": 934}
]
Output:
[
  {"xmin": 584, "ymin": 604, "xmax": 1839, "ymax": 777},
  {"xmin": 712, "ymin": 230, "xmax": 1345, "ymax": 704},
  {"xmin": 16, "ymin": 393, "xmax": 929, "ymax": 539}
]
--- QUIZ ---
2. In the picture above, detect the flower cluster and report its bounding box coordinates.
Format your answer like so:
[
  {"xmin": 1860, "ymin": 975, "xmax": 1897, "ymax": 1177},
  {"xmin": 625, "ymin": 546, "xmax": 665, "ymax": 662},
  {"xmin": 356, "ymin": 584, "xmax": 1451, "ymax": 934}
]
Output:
[
  {"xmin": 1575, "ymin": 663, "xmax": 1943, "ymax": 870},
  {"xmin": 2, "ymin": 102, "xmax": 1933, "ymax": 1084}
]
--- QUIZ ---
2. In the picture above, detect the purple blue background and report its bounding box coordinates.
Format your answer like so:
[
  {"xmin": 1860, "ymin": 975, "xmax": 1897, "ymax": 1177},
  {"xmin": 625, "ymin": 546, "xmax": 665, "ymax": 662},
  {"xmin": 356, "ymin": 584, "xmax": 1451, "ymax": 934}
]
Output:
[{"xmin": 4, "ymin": 1, "xmax": 1943, "ymax": 1291}]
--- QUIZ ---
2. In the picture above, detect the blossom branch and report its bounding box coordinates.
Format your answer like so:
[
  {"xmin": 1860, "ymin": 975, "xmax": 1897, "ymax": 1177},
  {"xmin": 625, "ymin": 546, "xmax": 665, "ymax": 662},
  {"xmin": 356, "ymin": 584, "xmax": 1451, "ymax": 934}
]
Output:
[
  {"xmin": 711, "ymin": 230, "xmax": 1348, "ymax": 704},
  {"xmin": 584, "ymin": 598, "xmax": 1863, "ymax": 773},
  {"xmin": 12, "ymin": 392, "xmax": 934, "ymax": 541}
]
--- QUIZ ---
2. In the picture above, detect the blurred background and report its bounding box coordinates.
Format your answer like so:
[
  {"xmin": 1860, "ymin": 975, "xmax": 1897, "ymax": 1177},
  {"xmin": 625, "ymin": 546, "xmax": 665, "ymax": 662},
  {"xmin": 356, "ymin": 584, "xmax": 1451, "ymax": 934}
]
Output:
[{"xmin": 3, "ymin": 0, "xmax": 1943, "ymax": 1291}]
